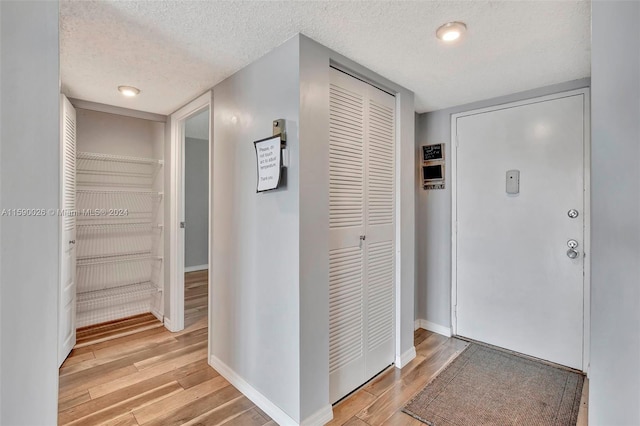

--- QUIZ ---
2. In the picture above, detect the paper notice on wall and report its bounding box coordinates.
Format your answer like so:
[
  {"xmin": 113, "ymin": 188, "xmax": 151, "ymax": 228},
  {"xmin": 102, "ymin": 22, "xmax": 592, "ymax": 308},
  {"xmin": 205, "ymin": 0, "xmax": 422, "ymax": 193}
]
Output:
[{"xmin": 254, "ymin": 135, "xmax": 282, "ymax": 192}]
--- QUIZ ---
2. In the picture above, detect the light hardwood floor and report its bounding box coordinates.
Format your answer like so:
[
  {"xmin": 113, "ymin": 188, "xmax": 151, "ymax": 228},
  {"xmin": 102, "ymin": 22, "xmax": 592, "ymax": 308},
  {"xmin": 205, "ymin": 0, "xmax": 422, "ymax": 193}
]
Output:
[
  {"xmin": 185, "ymin": 269, "xmax": 208, "ymax": 328},
  {"xmin": 58, "ymin": 315, "xmax": 274, "ymax": 426},
  {"xmin": 60, "ymin": 301, "xmax": 588, "ymax": 425},
  {"xmin": 74, "ymin": 313, "xmax": 164, "ymax": 348},
  {"xmin": 57, "ymin": 322, "xmax": 467, "ymax": 425}
]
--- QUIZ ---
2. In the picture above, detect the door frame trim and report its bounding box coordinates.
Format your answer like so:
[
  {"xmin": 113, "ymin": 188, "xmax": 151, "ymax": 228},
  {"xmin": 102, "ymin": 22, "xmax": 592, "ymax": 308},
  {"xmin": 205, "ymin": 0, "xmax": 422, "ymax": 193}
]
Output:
[
  {"xmin": 168, "ymin": 91, "xmax": 212, "ymax": 333},
  {"xmin": 450, "ymin": 88, "xmax": 591, "ymax": 374}
]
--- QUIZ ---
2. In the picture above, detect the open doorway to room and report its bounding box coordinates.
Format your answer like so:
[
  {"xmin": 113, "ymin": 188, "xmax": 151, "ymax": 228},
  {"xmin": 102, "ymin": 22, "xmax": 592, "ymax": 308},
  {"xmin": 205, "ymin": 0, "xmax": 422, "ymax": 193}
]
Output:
[
  {"xmin": 167, "ymin": 92, "xmax": 212, "ymax": 333},
  {"xmin": 183, "ymin": 109, "xmax": 210, "ymax": 328}
]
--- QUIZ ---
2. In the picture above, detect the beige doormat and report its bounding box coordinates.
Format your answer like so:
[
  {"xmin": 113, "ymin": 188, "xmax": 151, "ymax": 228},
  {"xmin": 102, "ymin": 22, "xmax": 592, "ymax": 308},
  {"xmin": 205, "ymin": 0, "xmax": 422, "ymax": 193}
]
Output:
[{"xmin": 403, "ymin": 343, "xmax": 584, "ymax": 426}]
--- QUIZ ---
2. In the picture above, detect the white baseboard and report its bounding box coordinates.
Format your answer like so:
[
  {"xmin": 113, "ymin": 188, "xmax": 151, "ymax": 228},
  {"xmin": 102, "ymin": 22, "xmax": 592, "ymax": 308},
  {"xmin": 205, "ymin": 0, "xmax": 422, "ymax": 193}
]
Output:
[
  {"xmin": 209, "ymin": 354, "xmax": 300, "ymax": 425},
  {"xmin": 414, "ymin": 319, "xmax": 452, "ymax": 337},
  {"xmin": 301, "ymin": 405, "xmax": 333, "ymax": 426},
  {"xmin": 185, "ymin": 264, "xmax": 208, "ymax": 272},
  {"xmin": 395, "ymin": 346, "xmax": 417, "ymax": 369},
  {"xmin": 164, "ymin": 317, "xmax": 176, "ymax": 332},
  {"xmin": 414, "ymin": 319, "xmax": 421, "ymax": 331},
  {"xmin": 151, "ymin": 309, "xmax": 164, "ymax": 324}
]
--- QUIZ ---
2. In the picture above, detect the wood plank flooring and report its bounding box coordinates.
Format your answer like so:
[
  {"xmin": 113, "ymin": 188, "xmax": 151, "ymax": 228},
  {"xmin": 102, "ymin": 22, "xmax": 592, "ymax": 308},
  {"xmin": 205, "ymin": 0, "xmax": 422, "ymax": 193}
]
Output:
[
  {"xmin": 60, "ymin": 312, "xmax": 588, "ymax": 425},
  {"xmin": 185, "ymin": 269, "xmax": 208, "ymax": 328},
  {"xmin": 58, "ymin": 324, "xmax": 465, "ymax": 425},
  {"xmin": 75, "ymin": 313, "xmax": 163, "ymax": 348},
  {"xmin": 59, "ymin": 316, "xmax": 272, "ymax": 425}
]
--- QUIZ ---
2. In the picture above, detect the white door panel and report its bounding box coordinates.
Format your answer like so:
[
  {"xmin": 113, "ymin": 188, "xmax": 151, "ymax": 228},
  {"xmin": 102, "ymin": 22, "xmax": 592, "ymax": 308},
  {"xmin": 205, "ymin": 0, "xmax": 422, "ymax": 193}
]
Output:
[
  {"xmin": 329, "ymin": 71, "xmax": 368, "ymax": 402},
  {"xmin": 456, "ymin": 94, "xmax": 585, "ymax": 370},
  {"xmin": 59, "ymin": 95, "xmax": 77, "ymax": 366},
  {"xmin": 329, "ymin": 68, "xmax": 396, "ymax": 403}
]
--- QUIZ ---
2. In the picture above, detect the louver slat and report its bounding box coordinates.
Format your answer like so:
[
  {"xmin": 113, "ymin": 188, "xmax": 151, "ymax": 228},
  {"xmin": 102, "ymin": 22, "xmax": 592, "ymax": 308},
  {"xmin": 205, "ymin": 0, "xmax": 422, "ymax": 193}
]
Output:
[
  {"xmin": 367, "ymin": 99, "xmax": 395, "ymax": 226},
  {"xmin": 63, "ymin": 114, "xmax": 76, "ymax": 231},
  {"xmin": 329, "ymin": 84, "xmax": 364, "ymax": 229},
  {"xmin": 329, "ymin": 247, "xmax": 363, "ymax": 373},
  {"xmin": 367, "ymin": 241, "xmax": 395, "ymax": 350}
]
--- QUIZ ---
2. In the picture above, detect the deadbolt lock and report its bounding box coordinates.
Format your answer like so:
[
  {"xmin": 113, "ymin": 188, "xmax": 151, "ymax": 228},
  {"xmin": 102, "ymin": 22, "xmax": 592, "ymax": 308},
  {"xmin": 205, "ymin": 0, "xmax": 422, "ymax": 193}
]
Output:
[
  {"xmin": 568, "ymin": 209, "xmax": 579, "ymax": 219},
  {"xmin": 567, "ymin": 239, "xmax": 578, "ymax": 249}
]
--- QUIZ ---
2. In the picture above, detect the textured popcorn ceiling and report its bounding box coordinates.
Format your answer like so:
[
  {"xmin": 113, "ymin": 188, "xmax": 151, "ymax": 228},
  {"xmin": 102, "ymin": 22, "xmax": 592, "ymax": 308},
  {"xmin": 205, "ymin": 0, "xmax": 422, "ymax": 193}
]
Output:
[{"xmin": 60, "ymin": 1, "xmax": 591, "ymax": 115}]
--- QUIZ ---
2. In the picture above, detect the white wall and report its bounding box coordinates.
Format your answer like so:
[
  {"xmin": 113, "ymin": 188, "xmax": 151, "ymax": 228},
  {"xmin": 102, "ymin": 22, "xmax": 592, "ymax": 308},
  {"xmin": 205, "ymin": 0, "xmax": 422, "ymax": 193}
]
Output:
[
  {"xmin": 0, "ymin": 1, "xmax": 60, "ymax": 424},
  {"xmin": 589, "ymin": 1, "xmax": 640, "ymax": 424},
  {"xmin": 298, "ymin": 34, "xmax": 416, "ymax": 420},
  {"xmin": 297, "ymin": 35, "xmax": 330, "ymax": 422},
  {"xmin": 184, "ymin": 137, "xmax": 209, "ymax": 268},
  {"xmin": 76, "ymin": 109, "xmax": 164, "ymax": 157},
  {"xmin": 0, "ymin": 3, "xmax": 3, "ymax": 420},
  {"xmin": 210, "ymin": 36, "xmax": 302, "ymax": 422},
  {"xmin": 414, "ymin": 78, "xmax": 590, "ymax": 330}
]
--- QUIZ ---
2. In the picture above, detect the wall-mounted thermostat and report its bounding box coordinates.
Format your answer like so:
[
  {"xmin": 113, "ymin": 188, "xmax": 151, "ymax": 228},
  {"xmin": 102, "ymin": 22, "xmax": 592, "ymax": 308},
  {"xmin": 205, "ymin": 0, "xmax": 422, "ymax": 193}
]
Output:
[{"xmin": 421, "ymin": 144, "xmax": 445, "ymax": 190}]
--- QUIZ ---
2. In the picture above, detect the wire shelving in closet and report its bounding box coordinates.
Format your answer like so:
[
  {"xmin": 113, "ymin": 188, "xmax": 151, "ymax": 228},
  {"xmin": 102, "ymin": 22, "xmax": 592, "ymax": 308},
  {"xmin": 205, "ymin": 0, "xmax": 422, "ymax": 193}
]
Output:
[{"xmin": 75, "ymin": 151, "xmax": 164, "ymax": 328}]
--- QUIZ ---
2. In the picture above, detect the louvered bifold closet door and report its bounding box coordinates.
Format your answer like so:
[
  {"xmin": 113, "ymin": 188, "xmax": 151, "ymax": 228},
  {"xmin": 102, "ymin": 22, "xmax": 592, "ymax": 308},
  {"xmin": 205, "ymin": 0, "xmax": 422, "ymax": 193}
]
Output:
[
  {"xmin": 363, "ymin": 82, "xmax": 396, "ymax": 379},
  {"xmin": 59, "ymin": 95, "xmax": 78, "ymax": 366},
  {"xmin": 329, "ymin": 68, "xmax": 396, "ymax": 404}
]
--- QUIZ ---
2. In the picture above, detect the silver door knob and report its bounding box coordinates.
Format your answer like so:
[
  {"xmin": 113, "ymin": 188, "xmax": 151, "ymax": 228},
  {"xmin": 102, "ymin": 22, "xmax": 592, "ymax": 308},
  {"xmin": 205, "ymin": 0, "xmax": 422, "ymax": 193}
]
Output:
[{"xmin": 567, "ymin": 248, "xmax": 579, "ymax": 259}]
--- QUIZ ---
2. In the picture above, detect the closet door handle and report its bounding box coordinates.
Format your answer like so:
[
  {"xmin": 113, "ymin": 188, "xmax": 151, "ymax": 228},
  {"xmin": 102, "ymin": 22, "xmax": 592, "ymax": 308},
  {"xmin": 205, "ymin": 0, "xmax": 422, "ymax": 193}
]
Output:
[
  {"xmin": 359, "ymin": 235, "xmax": 366, "ymax": 249},
  {"xmin": 69, "ymin": 240, "xmax": 75, "ymax": 245}
]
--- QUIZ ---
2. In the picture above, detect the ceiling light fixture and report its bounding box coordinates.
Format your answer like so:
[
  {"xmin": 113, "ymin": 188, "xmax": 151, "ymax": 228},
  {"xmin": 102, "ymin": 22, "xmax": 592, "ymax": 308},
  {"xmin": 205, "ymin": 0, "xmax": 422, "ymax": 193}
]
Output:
[
  {"xmin": 118, "ymin": 85, "xmax": 140, "ymax": 97},
  {"xmin": 436, "ymin": 21, "xmax": 467, "ymax": 42}
]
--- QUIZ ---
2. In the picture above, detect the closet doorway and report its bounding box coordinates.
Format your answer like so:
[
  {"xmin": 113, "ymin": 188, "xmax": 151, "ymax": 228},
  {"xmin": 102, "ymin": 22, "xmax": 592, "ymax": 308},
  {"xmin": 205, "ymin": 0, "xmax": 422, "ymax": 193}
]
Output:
[{"xmin": 168, "ymin": 92, "xmax": 212, "ymax": 332}]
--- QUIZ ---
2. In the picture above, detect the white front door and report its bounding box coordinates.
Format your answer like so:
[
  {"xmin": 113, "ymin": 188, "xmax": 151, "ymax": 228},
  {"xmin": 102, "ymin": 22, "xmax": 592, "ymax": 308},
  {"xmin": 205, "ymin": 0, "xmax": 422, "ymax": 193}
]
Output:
[
  {"xmin": 59, "ymin": 95, "xmax": 77, "ymax": 366},
  {"xmin": 454, "ymin": 91, "xmax": 587, "ymax": 370}
]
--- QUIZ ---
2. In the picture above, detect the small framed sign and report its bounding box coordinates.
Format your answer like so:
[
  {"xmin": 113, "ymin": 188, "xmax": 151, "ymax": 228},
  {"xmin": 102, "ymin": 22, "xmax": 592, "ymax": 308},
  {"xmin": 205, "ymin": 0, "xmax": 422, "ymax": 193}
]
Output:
[
  {"xmin": 422, "ymin": 144, "xmax": 444, "ymax": 161},
  {"xmin": 254, "ymin": 135, "xmax": 283, "ymax": 192}
]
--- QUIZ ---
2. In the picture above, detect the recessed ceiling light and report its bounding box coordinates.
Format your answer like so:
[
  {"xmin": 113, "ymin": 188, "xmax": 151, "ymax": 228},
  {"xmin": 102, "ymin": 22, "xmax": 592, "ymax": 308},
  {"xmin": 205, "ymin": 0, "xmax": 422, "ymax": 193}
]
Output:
[
  {"xmin": 436, "ymin": 22, "xmax": 467, "ymax": 42},
  {"xmin": 118, "ymin": 85, "xmax": 140, "ymax": 97}
]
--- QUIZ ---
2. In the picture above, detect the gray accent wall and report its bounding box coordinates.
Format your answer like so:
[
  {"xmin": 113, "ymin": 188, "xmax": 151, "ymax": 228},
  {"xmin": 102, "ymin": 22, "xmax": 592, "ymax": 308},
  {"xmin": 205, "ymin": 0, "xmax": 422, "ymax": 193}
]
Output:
[
  {"xmin": 0, "ymin": 1, "xmax": 60, "ymax": 424},
  {"xmin": 184, "ymin": 137, "xmax": 209, "ymax": 268},
  {"xmin": 211, "ymin": 35, "xmax": 302, "ymax": 422},
  {"xmin": 589, "ymin": 1, "xmax": 640, "ymax": 424},
  {"xmin": 415, "ymin": 78, "xmax": 590, "ymax": 330}
]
